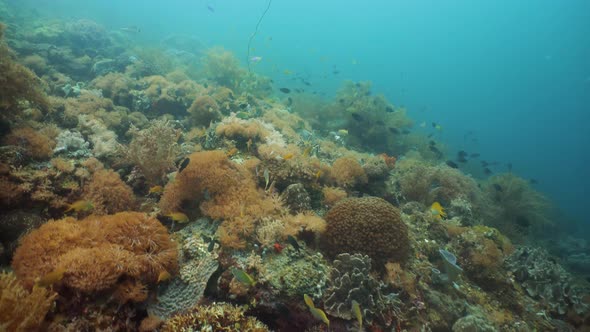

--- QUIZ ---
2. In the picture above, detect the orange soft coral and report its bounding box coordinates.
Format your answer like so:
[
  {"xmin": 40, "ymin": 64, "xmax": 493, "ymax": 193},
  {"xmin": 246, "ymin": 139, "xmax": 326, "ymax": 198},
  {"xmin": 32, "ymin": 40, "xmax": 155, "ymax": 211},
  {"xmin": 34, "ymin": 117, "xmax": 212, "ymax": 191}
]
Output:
[
  {"xmin": 12, "ymin": 212, "xmax": 178, "ymax": 293},
  {"xmin": 83, "ymin": 169, "xmax": 136, "ymax": 215},
  {"xmin": 3, "ymin": 127, "xmax": 56, "ymax": 160}
]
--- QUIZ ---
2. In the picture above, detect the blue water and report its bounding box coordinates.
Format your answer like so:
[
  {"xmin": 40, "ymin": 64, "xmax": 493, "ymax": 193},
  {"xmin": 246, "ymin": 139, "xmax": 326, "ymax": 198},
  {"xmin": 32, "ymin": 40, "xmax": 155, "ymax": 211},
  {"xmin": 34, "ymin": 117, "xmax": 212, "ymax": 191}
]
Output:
[{"xmin": 16, "ymin": 0, "xmax": 590, "ymax": 225}]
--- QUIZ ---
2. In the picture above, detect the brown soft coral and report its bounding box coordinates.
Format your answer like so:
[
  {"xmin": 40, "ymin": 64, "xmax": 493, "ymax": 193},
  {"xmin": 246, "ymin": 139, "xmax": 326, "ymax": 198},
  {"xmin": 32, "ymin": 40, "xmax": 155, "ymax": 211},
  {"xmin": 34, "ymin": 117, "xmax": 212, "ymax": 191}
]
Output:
[
  {"xmin": 12, "ymin": 212, "xmax": 178, "ymax": 292},
  {"xmin": 0, "ymin": 272, "xmax": 57, "ymax": 331},
  {"xmin": 3, "ymin": 127, "xmax": 56, "ymax": 160},
  {"xmin": 323, "ymin": 197, "xmax": 409, "ymax": 265},
  {"xmin": 83, "ymin": 169, "xmax": 136, "ymax": 215},
  {"xmin": 188, "ymin": 95, "xmax": 221, "ymax": 128},
  {"xmin": 330, "ymin": 156, "xmax": 368, "ymax": 188}
]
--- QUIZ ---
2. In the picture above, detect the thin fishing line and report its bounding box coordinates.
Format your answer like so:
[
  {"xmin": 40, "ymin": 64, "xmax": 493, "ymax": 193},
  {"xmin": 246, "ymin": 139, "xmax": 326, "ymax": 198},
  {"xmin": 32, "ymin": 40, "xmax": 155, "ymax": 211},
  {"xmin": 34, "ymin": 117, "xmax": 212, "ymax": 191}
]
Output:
[{"xmin": 247, "ymin": 0, "xmax": 272, "ymax": 73}]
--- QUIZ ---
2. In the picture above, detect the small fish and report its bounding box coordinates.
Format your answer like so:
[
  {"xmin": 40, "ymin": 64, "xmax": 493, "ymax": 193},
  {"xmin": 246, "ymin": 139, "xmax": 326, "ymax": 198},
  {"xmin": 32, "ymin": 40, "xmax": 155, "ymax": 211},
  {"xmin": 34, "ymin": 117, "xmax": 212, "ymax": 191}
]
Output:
[
  {"xmin": 530, "ymin": 178, "xmax": 538, "ymax": 185},
  {"xmin": 457, "ymin": 150, "xmax": 468, "ymax": 158},
  {"xmin": 207, "ymin": 4, "xmax": 215, "ymax": 12},
  {"xmin": 429, "ymin": 145, "xmax": 441, "ymax": 154},
  {"xmin": 165, "ymin": 212, "xmax": 189, "ymax": 223},
  {"xmin": 35, "ymin": 267, "xmax": 66, "ymax": 288},
  {"xmin": 282, "ymin": 153, "xmax": 294, "ymax": 160},
  {"xmin": 304, "ymin": 294, "xmax": 315, "ymax": 308},
  {"xmin": 279, "ymin": 88, "xmax": 291, "ymax": 94},
  {"xmin": 65, "ymin": 200, "xmax": 94, "ymax": 213},
  {"xmin": 481, "ymin": 161, "xmax": 489, "ymax": 167},
  {"xmin": 286, "ymin": 97, "xmax": 293, "ymax": 106},
  {"xmin": 287, "ymin": 235, "xmax": 301, "ymax": 252},
  {"xmin": 402, "ymin": 129, "xmax": 411, "ymax": 134},
  {"xmin": 263, "ymin": 168, "xmax": 270, "ymax": 190},
  {"xmin": 484, "ymin": 167, "xmax": 493, "ymax": 175},
  {"xmin": 315, "ymin": 170, "xmax": 322, "ymax": 182},
  {"xmin": 302, "ymin": 146, "xmax": 312, "ymax": 157},
  {"xmin": 294, "ymin": 88, "xmax": 304, "ymax": 93},
  {"xmin": 333, "ymin": 70, "xmax": 340, "ymax": 75},
  {"xmin": 231, "ymin": 267, "xmax": 256, "ymax": 286},
  {"xmin": 157, "ymin": 270, "xmax": 171, "ymax": 283},
  {"xmin": 250, "ymin": 56, "xmax": 262, "ymax": 63},
  {"xmin": 385, "ymin": 106, "xmax": 395, "ymax": 113},
  {"xmin": 446, "ymin": 160, "xmax": 459, "ymax": 169},
  {"xmin": 236, "ymin": 111, "xmax": 251, "ymax": 119},
  {"xmin": 178, "ymin": 158, "xmax": 190, "ymax": 173},
  {"xmin": 388, "ymin": 127, "xmax": 400, "ymax": 134},
  {"xmin": 432, "ymin": 122, "xmax": 443, "ymax": 130},
  {"xmin": 492, "ymin": 184, "xmax": 503, "ymax": 192},
  {"xmin": 429, "ymin": 140, "xmax": 436, "ymax": 146},
  {"xmin": 309, "ymin": 307, "xmax": 330, "ymax": 327},
  {"xmin": 120, "ymin": 26, "xmax": 140, "ymax": 33},
  {"xmin": 351, "ymin": 300, "xmax": 362, "ymax": 330},
  {"xmin": 351, "ymin": 113, "xmax": 363, "ymax": 122},
  {"xmin": 430, "ymin": 202, "xmax": 446, "ymax": 219},
  {"xmin": 337, "ymin": 129, "xmax": 349, "ymax": 136},
  {"xmin": 149, "ymin": 185, "xmax": 164, "ymax": 194}
]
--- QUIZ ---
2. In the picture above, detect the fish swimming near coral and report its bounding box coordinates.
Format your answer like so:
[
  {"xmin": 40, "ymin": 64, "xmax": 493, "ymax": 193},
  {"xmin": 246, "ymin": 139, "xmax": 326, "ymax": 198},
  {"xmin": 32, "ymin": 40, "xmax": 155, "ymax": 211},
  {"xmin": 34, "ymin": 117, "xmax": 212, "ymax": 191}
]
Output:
[
  {"xmin": 430, "ymin": 202, "xmax": 446, "ymax": 219},
  {"xmin": 337, "ymin": 129, "xmax": 349, "ymax": 136},
  {"xmin": 231, "ymin": 267, "xmax": 256, "ymax": 286},
  {"xmin": 304, "ymin": 294, "xmax": 315, "ymax": 308},
  {"xmin": 309, "ymin": 307, "xmax": 330, "ymax": 327},
  {"xmin": 279, "ymin": 88, "xmax": 291, "ymax": 94},
  {"xmin": 351, "ymin": 300, "xmax": 363, "ymax": 330},
  {"xmin": 263, "ymin": 168, "xmax": 270, "ymax": 190},
  {"xmin": 148, "ymin": 185, "xmax": 164, "ymax": 195},
  {"xmin": 446, "ymin": 160, "xmax": 459, "ymax": 169},
  {"xmin": 157, "ymin": 270, "xmax": 171, "ymax": 283},
  {"xmin": 282, "ymin": 153, "xmax": 294, "ymax": 160},
  {"xmin": 492, "ymin": 184, "xmax": 503, "ymax": 192},
  {"xmin": 165, "ymin": 212, "xmax": 189, "ymax": 223},
  {"xmin": 177, "ymin": 157, "xmax": 190, "ymax": 173},
  {"xmin": 35, "ymin": 267, "xmax": 66, "ymax": 288},
  {"xmin": 287, "ymin": 235, "xmax": 301, "ymax": 252},
  {"xmin": 65, "ymin": 200, "xmax": 94, "ymax": 213},
  {"xmin": 351, "ymin": 113, "xmax": 364, "ymax": 122}
]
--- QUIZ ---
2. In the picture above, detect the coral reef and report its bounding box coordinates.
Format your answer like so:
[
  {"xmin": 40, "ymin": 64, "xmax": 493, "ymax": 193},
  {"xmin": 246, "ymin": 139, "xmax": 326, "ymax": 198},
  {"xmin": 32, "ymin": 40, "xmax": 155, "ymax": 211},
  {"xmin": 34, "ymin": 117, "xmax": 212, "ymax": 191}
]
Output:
[
  {"xmin": 323, "ymin": 197, "xmax": 409, "ymax": 265},
  {"xmin": 83, "ymin": 169, "xmax": 136, "ymax": 215}
]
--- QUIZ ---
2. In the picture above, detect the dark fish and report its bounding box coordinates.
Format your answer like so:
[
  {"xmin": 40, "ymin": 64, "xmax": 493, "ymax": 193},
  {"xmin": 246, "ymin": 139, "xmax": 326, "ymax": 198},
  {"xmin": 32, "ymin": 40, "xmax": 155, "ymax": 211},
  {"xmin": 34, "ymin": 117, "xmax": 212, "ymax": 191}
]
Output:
[
  {"xmin": 333, "ymin": 70, "xmax": 340, "ymax": 75},
  {"xmin": 402, "ymin": 129, "xmax": 411, "ymax": 134},
  {"xmin": 481, "ymin": 161, "xmax": 489, "ymax": 167},
  {"xmin": 429, "ymin": 140, "xmax": 436, "ymax": 146},
  {"xmin": 427, "ymin": 133, "xmax": 434, "ymax": 138},
  {"xmin": 432, "ymin": 122, "xmax": 437, "ymax": 128},
  {"xmin": 286, "ymin": 97, "xmax": 293, "ymax": 106},
  {"xmin": 178, "ymin": 158, "xmax": 190, "ymax": 173},
  {"xmin": 429, "ymin": 145, "xmax": 441, "ymax": 155},
  {"xmin": 208, "ymin": 241, "xmax": 216, "ymax": 252},
  {"xmin": 339, "ymin": 98, "xmax": 345, "ymax": 104},
  {"xmin": 446, "ymin": 160, "xmax": 459, "ymax": 168},
  {"xmin": 530, "ymin": 179, "xmax": 538, "ymax": 185},
  {"xmin": 207, "ymin": 4, "xmax": 215, "ymax": 12},
  {"xmin": 279, "ymin": 88, "xmax": 291, "ymax": 94},
  {"xmin": 492, "ymin": 184, "xmax": 503, "ymax": 192},
  {"xmin": 287, "ymin": 235, "xmax": 300, "ymax": 252},
  {"xmin": 239, "ymin": 103, "xmax": 248, "ymax": 109},
  {"xmin": 470, "ymin": 153, "xmax": 480, "ymax": 158},
  {"xmin": 458, "ymin": 150, "xmax": 468, "ymax": 158},
  {"xmin": 388, "ymin": 127, "xmax": 400, "ymax": 134},
  {"xmin": 203, "ymin": 83, "xmax": 208, "ymax": 88},
  {"xmin": 351, "ymin": 113, "xmax": 363, "ymax": 122},
  {"xmin": 303, "ymin": 81, "xmax": 311, "ymax": 86},
  {"xmin": 295, "ymin": 88, "xmax": 304, "ymax": 93},
  {"xmin": 385, "ymin": 106, "xmax": 394, "ymax": 113},
  {"xmin": 457, "ymin": 156, "xmax": 468, "ymax": 163},
  {"xmin": 484, "ymin": 167, "xmax": 492, "ymax": 175}
]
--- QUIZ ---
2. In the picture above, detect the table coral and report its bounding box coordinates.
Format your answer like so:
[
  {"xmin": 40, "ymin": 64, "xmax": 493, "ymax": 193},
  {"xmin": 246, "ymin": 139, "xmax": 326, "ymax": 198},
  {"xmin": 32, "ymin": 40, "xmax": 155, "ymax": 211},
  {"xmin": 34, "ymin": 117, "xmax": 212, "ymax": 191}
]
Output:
[{"xmin": 323, "ymin": 197, "xmax": 409, "ymax": 265}]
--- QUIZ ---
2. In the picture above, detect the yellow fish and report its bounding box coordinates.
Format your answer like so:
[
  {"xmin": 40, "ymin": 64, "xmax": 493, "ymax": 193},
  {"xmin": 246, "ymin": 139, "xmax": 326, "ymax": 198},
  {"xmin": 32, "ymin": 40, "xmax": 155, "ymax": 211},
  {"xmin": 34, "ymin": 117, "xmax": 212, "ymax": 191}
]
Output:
[
  {"xmin": 157, "ymin": 270, "xmax": 171, "ymax": 283},
  {"xmin": 65, "ymin": 200, "xmax": 93, "ymax": 213},
  {"xmin": 352, "ymin": 300, "xmax": 362, "ymax": 330},
  {"xmin": 304, "ymin": 294, "xmax": 315, "ymax": 308},
  {"xmin": 282, "ymin": 153, "xmax": 294, "ymax": 160},
  {"xmin": 165, "ymin": 212, "xmax": 189, "ymax": 223},
  {"xmin": 315, "ymin": 170, "xmax": 322, "ymax": 181},
  {"xmin": 35, "ymin": 267, "xmax": 66, "ymax": 288},
  {"xmin": 149, "ymin": 185, "xmax": 164, "ymax": 194},
  {"xmin": 309, "ymin": 307, "xmax": 330, "ymax": 327},
  {"xmin": 231, "ymin": 268, "xmax": 256, "ymax": 286},
  {"xmin": 430, "ymin": 202, "xmax": 446, "ymax": 219},
  {"xmin": 302, "ymin": 146, "xmax": 312, "ymax": 158},
  {"xmin": 337, "ymin": 129, "xmax": 349, "ymax": 136}
]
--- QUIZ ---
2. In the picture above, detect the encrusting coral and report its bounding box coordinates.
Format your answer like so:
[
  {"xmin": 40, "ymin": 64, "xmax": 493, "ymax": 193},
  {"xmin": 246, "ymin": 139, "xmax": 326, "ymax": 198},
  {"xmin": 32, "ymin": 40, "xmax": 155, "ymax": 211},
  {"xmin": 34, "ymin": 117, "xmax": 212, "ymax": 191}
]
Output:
[{"xmin": 12, "ymin": 212, "xmax": 178, "ymax": 293}]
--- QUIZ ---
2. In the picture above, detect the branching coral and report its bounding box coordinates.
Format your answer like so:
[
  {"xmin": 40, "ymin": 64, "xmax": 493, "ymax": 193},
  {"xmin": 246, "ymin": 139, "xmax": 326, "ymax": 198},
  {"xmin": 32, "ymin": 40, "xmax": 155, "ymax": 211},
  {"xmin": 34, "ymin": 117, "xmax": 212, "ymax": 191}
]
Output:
[
  {"xmin": 83, "ymin": 169, "xmax": 135, "ymax": 215},
  {"xmin": 0, "ymin": 272, "xmax": 57, "ymax": 331},
  {"xmin": 323, "ymin": 197, "xmax": 409, "ymax": 265},
  {"xmin": 12, "ymin": 212, "xmax": 178, "ymax": 292},
  {"xmin": 121, "ymin": 119, "xmax": 181, "ymax": 185}
]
